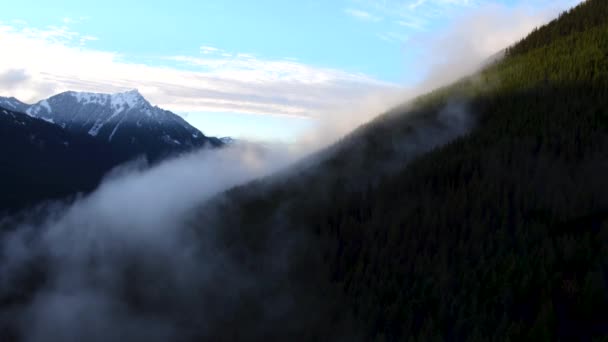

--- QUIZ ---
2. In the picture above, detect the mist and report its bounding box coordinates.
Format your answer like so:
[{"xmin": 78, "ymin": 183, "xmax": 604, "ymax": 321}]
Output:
[
  {"xmin": 0, "ymin": 100, "xmax": 475, "ymax": 341},
  {"xmin": 300, "ymin": 0, "xmax": 577, "ymax": 149},
  {"xmin": 0, "ymin": 143, "xmax": 309, "ymax": 341}
]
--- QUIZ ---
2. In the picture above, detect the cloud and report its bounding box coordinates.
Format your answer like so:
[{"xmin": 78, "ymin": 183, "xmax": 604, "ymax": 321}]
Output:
[
  {"xmin": 200, "ymin": 45, "xmax": 220, "ymax": 54},
  {"xmin": 308, "ymin": 0, "xmax": 584, "ymax": 147},
  {"xmin": 408, "ymin": 0, "xmax": 430, "ymax": 10},
  {"xmin": 377, "ymin": 31, "xmax": 409, "ymax": 43},
  {"xmin": 0, "ymin": 23, "xmax": 397, "ymax": 119},
  {"xmin": 79, "ymin": 35, "xmax": 98, "ymax": 46},
  {"xmin": 0, "ymin": 69, "xmax": 29, "ymax": 89},
  {"xmin": 0, "ymin": 142, "xmax": 319, "ymax": 341},
  {"xmin": 406, "ymin": 0, "xmax": 584, "ymax": 91},
  {"xmin": 352, "ymin": 0, "xmax": 481, "ymax": 33},
  {"xmin": 0, "ymin": 68, "xmax": 58, "ymax": 102},
  {"xmin": 354, "ymin": 0, "xmax": 579, "ymax": 44},
  {"xmin": 345, "ymin": 8, "xmax": 382, "ymax": 22},
  {"xmin": 0, "ymin": 1, "xmax": 583, "ymax": 137},
  {"xmin": 0, "ymin": 78, "xmax": 479, "ymax": 342},
  {"xmin": 396, "ymin": 19, "xmax": 425, "ymax": 30}
]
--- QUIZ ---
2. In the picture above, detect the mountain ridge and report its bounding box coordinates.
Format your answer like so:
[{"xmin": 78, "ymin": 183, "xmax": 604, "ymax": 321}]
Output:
[
  {"xmin": 0, "ymin": 89, "xmax": 223, "ymax": 162},
  {"xmin": 0, "ymin": 90, "xmax": 224, "ymax": 213}
]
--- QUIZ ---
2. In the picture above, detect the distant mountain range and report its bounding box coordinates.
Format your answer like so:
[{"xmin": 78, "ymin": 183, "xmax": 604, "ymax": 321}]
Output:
[{"xmin": 0, "ymin": 90, "xmax": 224, "ymax": 214}]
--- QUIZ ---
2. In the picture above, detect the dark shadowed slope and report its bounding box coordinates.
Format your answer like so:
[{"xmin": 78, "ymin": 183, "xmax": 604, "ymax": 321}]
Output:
[
  {"xmin": 0, "ymin": 106, "xmax": 120, "ymax": 214},
  {"xmin": 194, "ymin": 0, "xmax": 608, "ymax": 340},
  {"xmin": 0, "ymin": 97, "xmax": 28, "ymax": 113}
]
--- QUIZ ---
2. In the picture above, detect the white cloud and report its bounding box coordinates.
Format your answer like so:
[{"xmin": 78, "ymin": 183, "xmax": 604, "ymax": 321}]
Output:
[
  {"xmin": 307, "ymin": 0, "xmax": 585, "ymax": 146},
  {"xmin": 352, "ymin": 0, "xmax": 480, "ymax": 32},
  {"xmin": 0, "ymin": 0, "xmax": 585, "ymax": 139},
  {"xmin": 377, "ymin": 31, "xmax": 409, "ymax": 43},
  {"xmin": 403, "ymin": 0, "xmax": 584, "ymax": 91},
  {"xmin": 345, "ymin": 8, "xmax": 382, "ymax": 22},
  {"xmin": 200, "ymin": 45, "xmax": 220, "ymax": 54},
  {"xmin": 0, "ymin": 23, "xmax": 397, "ymax": 118},
  {"xmin": 397, "ymin": 19, "xmax": 426, "ymax": 30},
  {"xmin": 408, "ymin": 0, "xmax": 429, "ymax": 10}
]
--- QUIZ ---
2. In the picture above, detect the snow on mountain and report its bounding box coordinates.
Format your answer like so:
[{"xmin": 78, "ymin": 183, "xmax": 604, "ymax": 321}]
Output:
[
  {"xmin": 0, "ymin": 96, "xmax": 28, "ymax": 113},
  {"xmin": 18, "ymin": 90, "xmax": 222, "ymax": 158}
]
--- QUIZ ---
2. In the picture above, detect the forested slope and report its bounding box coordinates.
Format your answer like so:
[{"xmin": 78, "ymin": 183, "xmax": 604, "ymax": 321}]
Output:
[{"xmin": 199, "ymin": 0, "xmax": 608, "ymax": 340}]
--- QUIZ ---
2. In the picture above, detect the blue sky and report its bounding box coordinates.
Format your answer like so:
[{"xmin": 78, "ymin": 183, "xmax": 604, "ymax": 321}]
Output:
[{"xmin": 0, "ymin": 0, "xmax": 580, "ymax": 141}]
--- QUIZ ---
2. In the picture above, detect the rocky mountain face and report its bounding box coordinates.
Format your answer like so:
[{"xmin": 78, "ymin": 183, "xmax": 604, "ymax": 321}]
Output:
[
  {"xmin": 2, "ymin": 90, "xmax": 222, "ymax": 162},
  {"xmin": 0, "ymin": 90, "xmax": 224, "ymax": 213}
]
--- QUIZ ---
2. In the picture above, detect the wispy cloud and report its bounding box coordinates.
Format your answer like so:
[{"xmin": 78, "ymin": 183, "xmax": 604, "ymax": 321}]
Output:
[
  {"xmin": 200, "ymin": 45, "xmax": 220, "ymax": 54},
  {"xmin": 347, "ymin": 0, "xmax": 482, "ymax": 45},
  {"xmin": 0, "ymin": 22, "xmax": 397, "ymax": 118},
  {"xmin": 377, "ymin": 31, "xmax": 409, "ymax": 44},
  {"xmin": 408, "ymin": 0, "xmax": 429, "ymax": 10},
  {"xmin": 79, "ymin": 35, "xmax": 98, "ymax": 46},
  {"xmin": 345, "ymin": 8, "xmax": 382, "ymax": 22},
  {"xmin": 396, "ymin": 18, "xmax": 426, "ymax": 30},
  {"xmin": 403, "ymin": 0, "xmax": 585, "ymax": 90},
  {"xmin": 351, "ymin": 0, "xmax": 581, "ymax": 46}
]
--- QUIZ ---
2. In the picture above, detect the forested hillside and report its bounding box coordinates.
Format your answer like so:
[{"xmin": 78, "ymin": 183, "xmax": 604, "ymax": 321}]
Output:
[
  {"xmin": 198, "ymin": 0, "xmax": 608, "ymax": 340},
  {"xmin": 0, "ymin": 107, "xmax": 120, "ymax": 215}
]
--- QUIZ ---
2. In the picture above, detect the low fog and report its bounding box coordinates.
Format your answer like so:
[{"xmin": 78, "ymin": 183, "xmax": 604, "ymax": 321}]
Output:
[
  {"xmin": 0, "ymin": 144, "xmax": 301, "ymax": 341},
  {"xmin": 0, "ymin": 100, "xmax": 473, "ymax": 341}
]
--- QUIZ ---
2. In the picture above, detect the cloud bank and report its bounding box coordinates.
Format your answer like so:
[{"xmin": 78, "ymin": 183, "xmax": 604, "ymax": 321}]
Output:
[
  {"xmin": 0, "ymin": 143, "xmax": 318, "ymax": 342},
  {"xmin": 0, "ymin": 0, "xmax": 581, "ymax": 141},
  {"xmin": 0, "ymin": 22, "xmax": 396, "ymax": 119},
  {"xmin": 0, "ymin": 95, "xmax": 478, "ymax": 342}
]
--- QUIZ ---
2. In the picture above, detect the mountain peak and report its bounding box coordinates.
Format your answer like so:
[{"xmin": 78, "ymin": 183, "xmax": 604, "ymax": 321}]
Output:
[
  {"xmin": 109, "ymin": 89, "xmax": 148, "ymax": 108},
  {"xmin": 0, "ymin": 96, "xmax": 28, "ymax": 112},
  {"xmin": 20, "ymin": 89, "xmax": 225, "ymax": 149},
  {"xmin": 58, "ymin": 89, "xmax": 149, "ymax": 109}
]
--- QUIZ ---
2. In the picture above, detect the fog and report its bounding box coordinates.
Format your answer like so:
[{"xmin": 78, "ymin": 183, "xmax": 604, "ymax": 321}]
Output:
[
  {"xmin": 0, "ymin": 143, "xmax": 311, "ymax": 341},
  {"xmin": 0, "ymin": 100, "xmax": 474, "ymax": 341}
]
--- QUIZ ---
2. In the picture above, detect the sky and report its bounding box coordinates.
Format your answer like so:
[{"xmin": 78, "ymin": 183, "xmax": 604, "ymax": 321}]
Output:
[{"xmin": 0, "ymin": 0, "xmax": 582, "ymax": 141}]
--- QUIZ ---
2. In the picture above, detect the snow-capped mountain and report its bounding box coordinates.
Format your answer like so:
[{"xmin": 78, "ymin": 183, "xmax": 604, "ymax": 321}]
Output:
[
  {"xmin": 1, "ymin": 90, "xmax": 222, "ymax": 162},
  {"xmin": 0, "ymin": 90, "xmax": 226, "ymax": 212},
  {"xmin": 0, "ymin": 96, "xmax": 28, "ymax": 113}
]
